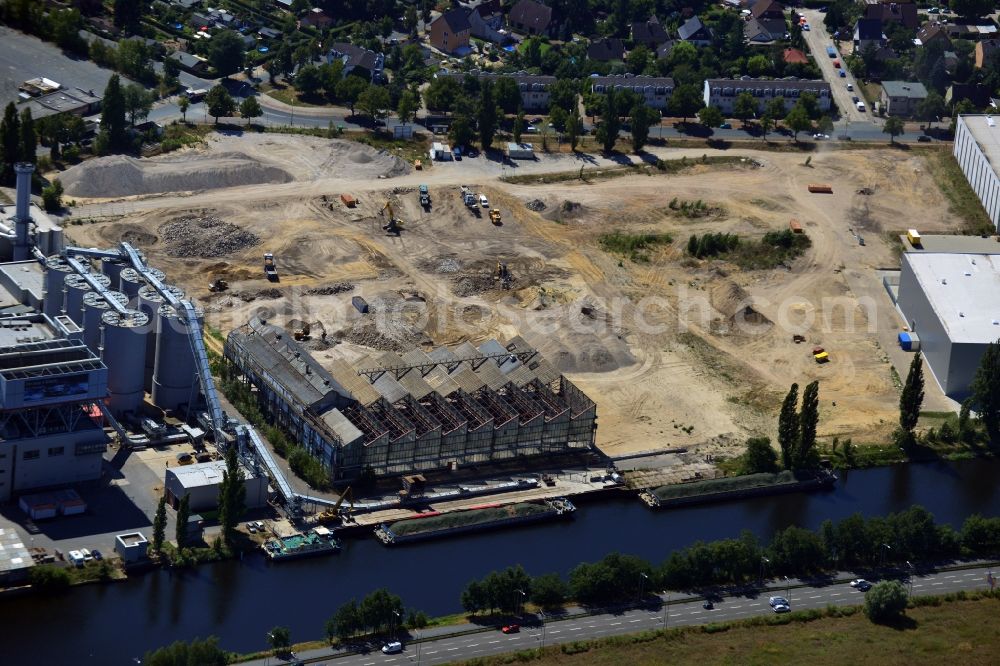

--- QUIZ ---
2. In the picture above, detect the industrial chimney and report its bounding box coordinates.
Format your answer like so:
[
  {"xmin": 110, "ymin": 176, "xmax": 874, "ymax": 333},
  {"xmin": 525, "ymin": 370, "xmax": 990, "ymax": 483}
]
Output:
[{"xmin": 13, "ymin": 162, "xmax": 34, "ymax": 261}]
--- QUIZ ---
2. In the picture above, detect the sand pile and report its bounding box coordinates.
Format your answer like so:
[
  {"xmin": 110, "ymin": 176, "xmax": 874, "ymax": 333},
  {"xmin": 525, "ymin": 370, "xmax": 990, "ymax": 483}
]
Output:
[
  {"xmin": 61, "ymin": 151, "xmax": 293, "ymax": 197},
  {"xmin": 159, "ymin": 211, "xmax": 261, "ymax": 258},
  {"xmin": 710, "ymin": 281, "xmax": 772, "ymax": 331}
]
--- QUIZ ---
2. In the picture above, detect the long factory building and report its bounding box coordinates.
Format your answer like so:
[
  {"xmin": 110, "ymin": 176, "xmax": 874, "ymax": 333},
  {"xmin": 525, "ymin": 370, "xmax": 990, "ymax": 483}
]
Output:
[{"xmin": 224, "ymin": 317, "xmax": 598, "ymax": 481}]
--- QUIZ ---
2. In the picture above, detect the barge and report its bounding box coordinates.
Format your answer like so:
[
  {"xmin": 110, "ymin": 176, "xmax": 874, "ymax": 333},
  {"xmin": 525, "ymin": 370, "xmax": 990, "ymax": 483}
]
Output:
[
  {"xmin": 374, "ymin": 498, "xmax": 576, "ymax": 545},
  {"xmin": 262, "ymin": 525, "xmax": 341, "ymax": 561},
  {"xmin": 641, "ymin": 470, "xmax": 837, "ymax": 509}
]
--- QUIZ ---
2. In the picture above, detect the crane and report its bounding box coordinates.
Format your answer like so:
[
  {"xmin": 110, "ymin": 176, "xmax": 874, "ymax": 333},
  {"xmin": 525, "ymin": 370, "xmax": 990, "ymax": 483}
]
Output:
[{"xmin": 380, "ymin": 200, "xmax": 403, "ymax": 235}]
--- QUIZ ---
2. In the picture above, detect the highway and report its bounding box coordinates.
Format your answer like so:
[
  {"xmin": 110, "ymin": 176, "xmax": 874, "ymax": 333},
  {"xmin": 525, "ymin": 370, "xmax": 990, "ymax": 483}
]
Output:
[{"xmin": 244, "ymin": 564, "xmax": 998, "ymax": 666}]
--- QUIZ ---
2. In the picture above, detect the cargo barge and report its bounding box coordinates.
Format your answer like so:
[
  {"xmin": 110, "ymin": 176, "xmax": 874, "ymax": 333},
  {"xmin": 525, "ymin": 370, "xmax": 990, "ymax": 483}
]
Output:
[
  {"xmin": 263, "ymin": 526, "xmax": 341, "ymax": 561},
  {"xmin": 640, "ymin": 470, "xmax": 837, "ymax": 509},
  {"xmin": 374, "ymin": 498, "xmax": 576, "ymax": 545}
]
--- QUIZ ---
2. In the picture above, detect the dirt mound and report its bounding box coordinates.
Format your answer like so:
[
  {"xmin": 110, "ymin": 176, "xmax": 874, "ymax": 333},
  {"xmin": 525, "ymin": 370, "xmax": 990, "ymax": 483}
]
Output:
[
  {"xmin": 350, "ymin": 151, "xmax": 374, "ymax": 164},
  {"xmin": 60, "ymin": 151, "xmax": 293, "ymax": 197},
  {"xmin": 159, "ymin": 211, "xmax": 261, "ymax": 258},
  {"xmin": 306, "ymin": 283, "xmax": 355, "ymax": 295},
  {"xmin": 544, "ymin": 200, "xmax": 586, "ymax": 222},
  {"xmin": 710, "ymin": 281, "xmax": 772, "ymax": 331},
  {"xmin": 526, "ymin": 199, "xmax": 547, "ymax": 211}
]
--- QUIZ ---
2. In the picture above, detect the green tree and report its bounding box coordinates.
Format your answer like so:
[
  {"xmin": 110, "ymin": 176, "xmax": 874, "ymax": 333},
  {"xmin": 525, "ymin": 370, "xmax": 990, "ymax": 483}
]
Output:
[
  {"xmin": 152, "ymin": 495, "xmax": 167, "ymax": 553},
  {"xmin": 785, "ymin": 105, "xmax": 812, "ymax": 142},
  {"xmin": 461, "ymin": 579, "xmax": 488, "ymax": 614},
  {"xmin": 267, "ymin": 626, "xmax": 291, "ymax": 652},
  {"xmin": 100, "ymin": 74, "xmax": 128, "ymax": 152},
  {"xmin": 208, "ymin": 30, "xmax": 246, "ymax": 78},
  {"xmin": 396, "ymin": 89, "xmax": 419, "ymax": 125},
  {"xmin": 494, "ymin": 77, "xmax": 522, "ymax": 114},
  {"xmin": 796, "ymin": 380, "xmax": 820, "ymax": 469},
  {"xmin": 217, "ymin": 444, "xmax": 246, "ymax": 548},
  {"xmin": 596, "ymin": 89, "xmax": 624, "ymax": 153},
  {"xmin": 629, "ymin": 104, "xmax": 659, "ymax": 153},
  {"xmin": 50, "ymin": 8, "xmax": 86, "ymax": 52},
  {"xmin": 513, "ymin": 109, "xmax": 525, "ymax": 144},
  {"xmin": 116, "ymin": 39, "xmax": 154, "ymax": 82},
  {"xmin": 404, "ymin": 5, "xmax": 418, "ymax": 35},
  {"xmin": 41, "ymin": 179, "xmax": 63, "ymax": 212},
  {"xmin": 29, "ymin": 564, "xmax": 71, "ymax": 590},
  {"xmin": 744, "ymin": 436, "xmax": 779, "ymax": 473},
  {"xmin": 899, "ymin": 352, "xmax": 925, "ymax": 438},
  {"xmin": 175, "ymin": 493, "xmax": 190, "ymax": 547},
  {"xmin": 296, "ymin": 65, "xmax": 322, "ymax": 96},
  {"xmin": 667, "ymin": 83, "xmax": 703, "ymax": 122},
  {"xmin": 423, "ymin": 75, "xmax": 462, "ymax": 113},
  {"xmin": 698, "ymin": 105, "xmax": 724, "ymax": 129},
  {"xmin": 530, "ymin": 572, "xmax": 568, "ymax": 609},
  {"xmin": 970, "ymin": 339, "xmax": 1000, "ymax": 441},
  {"xmin": 178, "ymin": 95, "xmax": 190, "ymax": 123},
  {"xmin": 766, "ymin": 97, "xmax": 787, "ymax": 124},
  {"xmin": 113, "ymin": 0, "xmax": 142, "ymax": 33},
  {"xmin": 1, "ymin": 102, "xmax": 21, "ymax": 182},
  {"xmin": 18, "ymin": 108, "xmax": 35, "ymax": 163},
  {"xmin": 778, "ymin": 383, "xmax": 800, "ymax": 469},
  {"xmin": 761, "ymin": 114, "xmax": 773, "ymax": 141},
  {"xmin": 478, "ymin": 81, "xmax": 498, "ymax": 150},
  {"xmin": 733, "ymin": 92, "xmax": 757, "ymax": 127},
  {"xmin": 122, "ymin": 84, "xmax": 152, "ymax": 127},
  {"xmin": 358, "ymin": 84, "xmax": 391, "ymax": 124},
  {"xmin": 864, "ymin": 580, "xmax": 909, "ymax": 623},
  {"xmin": 144, "ymin": 637, "xmax": 228, "ymax": 666},
  {"xmin": 916, "ymin": 92, "xmax": 946, "ymax": 124},
  {"xmin": 950, "ymin": 0, "xmax": 993, "ymax": 17},
  {"xmin": 205, "ymin": 85, "xmax": 236, "ymax": 124},
  {"xmin": 883, "ymin": 116, "xmax": 905, "ymax": 144},
  {"xmin": 240, "ymin": 96, "xmax": 263, "ymax": 126},
  {"xmin": 327, "ymin": 599, "xmax": 361, "ymax": 642},
  {"xmin": 566, "ymin": 110, "xmax": 581, "ymax": 151},
  {"xmin": 449, "ymin": 114, "xmax": 474, "ymax": 148},
  {"xmin": 337, "ymin": 76, "xmax": 369, "ymax": 115}
]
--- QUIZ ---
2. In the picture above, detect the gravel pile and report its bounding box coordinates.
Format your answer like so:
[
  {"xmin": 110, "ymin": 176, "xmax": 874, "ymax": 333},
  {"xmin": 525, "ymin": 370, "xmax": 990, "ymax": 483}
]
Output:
[
  {"xmin": 341, "ymin": 319, "xmax": 428, "ymax": 352},
  {"xmin": 60, "ymin": 151, "xmax": 293, "ymax": 197},
  {"xmin": 453, "ymin": 274, "xmax": 500, "ymax": 297},
  {"xmin": 526, "ymin": 199, "xmax": 547, "ymax": 211},
  {"xmin": 159, "ymin": 212, "xmax": 261, "ymax": 258},
  {"xmin": 306, "ymin": 283, "xmax": 355, "ymax": 295}
]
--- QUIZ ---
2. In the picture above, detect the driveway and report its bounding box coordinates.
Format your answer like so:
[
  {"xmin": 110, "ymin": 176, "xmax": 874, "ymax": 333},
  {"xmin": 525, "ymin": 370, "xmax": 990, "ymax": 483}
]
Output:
[{"xmin": 799, "ymin": 9, "xmax": 870, "ymax": 124}]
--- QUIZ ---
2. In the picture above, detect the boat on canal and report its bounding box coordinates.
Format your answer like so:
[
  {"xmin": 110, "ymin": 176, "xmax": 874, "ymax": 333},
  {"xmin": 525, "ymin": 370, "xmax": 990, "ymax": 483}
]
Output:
[{"xmin": 262, "ymin": 525, "xmax": 341, "ymax": 561}]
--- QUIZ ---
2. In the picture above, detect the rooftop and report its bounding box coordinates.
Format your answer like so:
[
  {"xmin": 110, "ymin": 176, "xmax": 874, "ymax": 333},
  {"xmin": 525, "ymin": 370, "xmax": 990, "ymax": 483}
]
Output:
[
  {"xmin": 0, "ymin": 260, "xmax": 44, "ymax": 308},
  {"xmin": 0, "ymin": 521, "xmax": 32, "ymax": 578},
  {"xmin": 959, "ymin": 115, "xmax": 1000, "ymax": 174},
  {"xmin": 904, "ymin": 252, "xmax": 1000, "ymax": 344},
  {"xmin": 167, "ymin": 460, "xmax": 254, "ymax": 489},
  {"xmin": 882, "ymin": 80, "xmax": 928, "ymax": 99},
  {"xmin": 903, "ymin": 234, "xmax": 1000, "ymax": 254}
]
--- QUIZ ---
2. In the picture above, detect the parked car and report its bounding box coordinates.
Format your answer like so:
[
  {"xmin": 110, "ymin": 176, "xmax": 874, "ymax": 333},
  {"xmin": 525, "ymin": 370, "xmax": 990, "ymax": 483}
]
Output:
[
  {"xmin": 479, "ymin": 194, "xmax": 489, "ymax": 208},
  {"xmin": 525, "ymin": 125, "xmax": 538, "ymax": 134},
  {"xmin": 247, "ymin": 522, "xmax": 258, "ymax": 534},
  {"xmin": 502, "ymin": 624, "xmax": 520, "ymax": 634},
  {"xmin": 773, "ymin": 603, "xmax": 791, "ymax": 613},
  {"xmin": 813, "ymin": 133, "xmax": 830, "ymax": 140},
  {"xmin": 851, "ymin": 579, "xmax": 872, "ymax": 591},
  {"xmin": 68, "ymin": 550, "xmax": 85, "ymax": 567},
  {"xmin": 382, "ymin": 642, "xmax": 403, "ymax": 654},
  {"xmin": 530, "ymin": 117, "xmax": 543, "ymax": 124},
  {"xmin": 918, "ymin": 135, "xmax": 932, "ymax": 142},
  {"xmin": 852, "ymin": 96, "xmax": 860, "ymax": 103},
  {"xmin": 802, "ymin": 23, "xmax": 810, "ymax": 30},
  {"xmin": 719, "ymin": 122, "xmax": 732, "ymax": 129},
  {"xmin": 80, "ymin": 548, "xmax": 93, "ymax": 562},
  {"xmin": 769, "ymin": 596, "xmax": 789, "ymax": 607},
  {"xmin": 91, "ymin": 549, "xmax": 103, "ymax": 561}
]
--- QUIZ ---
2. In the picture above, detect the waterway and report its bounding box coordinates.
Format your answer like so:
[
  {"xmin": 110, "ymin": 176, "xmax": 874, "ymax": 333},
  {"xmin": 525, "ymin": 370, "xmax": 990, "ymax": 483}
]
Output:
[{"xmin": 3, "ymin": 458, "xmax": 999, "ymax": 664}]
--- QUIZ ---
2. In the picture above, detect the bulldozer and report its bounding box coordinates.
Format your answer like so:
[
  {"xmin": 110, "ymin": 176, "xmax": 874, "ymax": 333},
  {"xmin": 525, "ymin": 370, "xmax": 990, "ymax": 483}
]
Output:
[
  {"xmin": 208, "ymin": 278, "xmax": 229, "ymax": 292},
  {"xmin": 489, "ymin": 208, "xmax": 501, "ymax": 225},
  {"xmin": 380, "ymin": 200, "xmax": 404, "ymax": 236}
]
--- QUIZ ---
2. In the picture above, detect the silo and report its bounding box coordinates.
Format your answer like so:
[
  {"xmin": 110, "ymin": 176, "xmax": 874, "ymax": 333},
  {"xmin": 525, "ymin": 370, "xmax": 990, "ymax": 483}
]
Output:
[
  {"xmin": 43, "ymin": 256, "xmax": 74, "ymax": 318},
  {"xmin": 137, "ymin": 284, "xmax": 184, "ymax": 392},
  {"xmin": 119, "ymin": 267, "xmax": 164, "ymax": 300},
  {"xmin": 81, "ymin": 290, "xmax": 127, "ymax": 354},
  {"xmin": 102, "ymin": 249, "xmax": 143, "ymax": 290},
  {"xmin": 64, "ymin": 273, "xmax": 111, "ymax": 326},
  {"xmin": 102, "ymin": 308, "xmax": 149, "ymax": 415},
  {"xmin": 152, "ymin": 303, "xmax": 200, "ymax": 413}
]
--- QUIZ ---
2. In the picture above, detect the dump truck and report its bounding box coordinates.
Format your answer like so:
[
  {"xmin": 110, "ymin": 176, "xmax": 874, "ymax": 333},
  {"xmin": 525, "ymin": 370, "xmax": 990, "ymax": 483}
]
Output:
[
  {"xmin": 489, "ymin": 209, "xmax": 501, "ymax": 225},
  {"xmin": 419, "ymin": 184, "xmax": 430, "ymax": 208},
  {"xmin": 263, "ymin": 253, "xmax": 278, "ymax": 281},
  {"xmin": 814, "ymin": 351, "xmax": 830, "ymax": 363},
  {"xmin": 907, "ymin": 229, "xmax": 922, "ymax": 247},
  {"xmin": 208, "ymin": 278, "xmax": 229, "ymax": 292},
  {"xmin": 460, "ymin": 185, "xmax": 477, "ymax": 207}
]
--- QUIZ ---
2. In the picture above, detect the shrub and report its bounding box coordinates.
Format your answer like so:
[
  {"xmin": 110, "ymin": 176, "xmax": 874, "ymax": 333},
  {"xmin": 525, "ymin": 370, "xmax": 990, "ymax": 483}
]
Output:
[
  {"xmin": 29, "ymin": 565, "xmax": 70, "ymax": 591},
  {"xmin": 41, "ymin": 179, "xmax": 63, "ymax": 213},
  {"xmin": 864, "ymin": 580, "xmax": 909, "ymax": 624}
]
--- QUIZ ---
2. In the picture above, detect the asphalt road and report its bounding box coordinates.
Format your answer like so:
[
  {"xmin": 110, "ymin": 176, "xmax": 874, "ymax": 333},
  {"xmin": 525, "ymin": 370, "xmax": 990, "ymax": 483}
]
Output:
[
  {"xmin": 246, "ymin": 564, "xmax": 998, "ymax": 666},
  {"xmin": 799, "ymin": 9, "xmax": 869, "ymax": 124}
]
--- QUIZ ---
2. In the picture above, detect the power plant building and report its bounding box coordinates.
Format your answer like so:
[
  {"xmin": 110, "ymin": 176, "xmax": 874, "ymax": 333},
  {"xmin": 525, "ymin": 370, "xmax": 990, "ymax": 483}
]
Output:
[
  {"xmin": 224, "ymin": 318, "xmax": 597, "ymax": 481},
  {"xmin": 896, "ymin": 251, "xmax": 1000, "ymax": 398},
  {"xmin": 953, "ymin": 115, "xmax": 1000, "ymax": 229}
]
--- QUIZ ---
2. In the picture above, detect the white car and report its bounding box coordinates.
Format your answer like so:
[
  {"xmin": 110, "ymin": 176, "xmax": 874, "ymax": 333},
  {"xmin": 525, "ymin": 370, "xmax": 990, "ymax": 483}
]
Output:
[
  {"xmin": 68, "ymin": 550, "xmax": 85, "ymax": 567},
  {"xmin": 768, "ymin": 595, "xmax": 789, "ymax": 607},
  {"xmin": 846, "ymin": 83, "xmax": 854, "ymax": 91},
  {"xmin": 479, "ymin": 194, "xmax": 489, "ymax": 208},
  {"xmin": 812, "ymin": 133, "xmax": 830, "ymax": 140},
  {"xmin": 80, "ymin": 548, "xmax": 93, "ymax": 562},
  {"xmin": 773, "ymin": 603, "xmax": 791, "ymax": 613},
  {"xmin": 382, "ymin": 641, "xmax": 403, "ymax": 654}
]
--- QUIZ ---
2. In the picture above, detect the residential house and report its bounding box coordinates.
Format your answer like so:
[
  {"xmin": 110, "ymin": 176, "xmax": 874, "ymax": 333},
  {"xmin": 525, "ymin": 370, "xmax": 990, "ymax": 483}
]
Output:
[
  {"xmin": 429, "ymin": 8, "xmax": 472, "ymax": 55},
  {"xmin": 590, "ymin": 75, "xmax": 675, "ymax": 110},
  {"xmin": 677, "ymin": 17, "xmax": 713, "ymax": 46},
  {"xmin": 632, "ymin": 17, "xmax": 670, "ymax": 48},
  {"xmin": 782, "ymin": 47, "xmax": 808, "ymax": 64},
  {"xmin": 975, "ymin": 39, "xmax": 1000, "ymax": 68},
  {"xmin": 587, "ymin": 38, "xmax": 625, "ymax": 62},
  {"xmin": 509, "ymin": 0, "xmax": 553, "ymax": 36},
  {"xmin": 745, "ymin": 17, "xmax": 787, "ymax": 43},
  {"xmin": 703, "ymin": 78, "xmax": 831, "ymax": 114},
  {"xmin": 190, "ymin": 12, "xmax": 212, "ymax": 30},
  {"xmin": 751, "ymin": 0, "xmax": 786, "ymax": 21},
  {"xmin": 302, "ymin": 7, "xmax": 333, "ymax": 28},
  {"xmin": 327, "ymin": 43, "xmax": 384, "ymax": 82},
  {"xmin": 914, "ymin": 22, "xmax": 951, "ymax": 49},
  {"xmin": 171, "ymin": 0, "xmax": 202, "ymax": 8},
  {"xmin": 864, "ymin": 0, "xmax": 918, "ymax": 31},
  {"xmin": 169, "ymin": 50, "xmax": 209, "ymax": 74},
  {"xmin": 468, "ymin": 0, "xmax": 506, "ymax": 43},
  {"xmin": 258, "ymin": 27, "xmax": 281, "ymax": 40},
  {"xmin": 656, "ymin": 41, "xmax": 677, "ymax": 59},
  {"xmin": 940, "ymin": 22, "xmax": 997, "ymax": 40},
  {"xmin": 274, "ymin": 0, "xmax": 293, "ymax": 9},
  {"xmin": 946, "ymin": 83, "xmax": 990, "ymax": 108},
  {"xmin": 943, "ymin": 50, "xmax": 960, "ymax": 74},
  {"xmin": 854, "ymin": 18, "xmax": 885, "ymax": 54},
  {"xmin": 880, "ymin": 80, "xmax": 928, "ymax": 116},
  {"xmin": 441, "ymin": 71, "xmax": 557, "ymax": 110}
]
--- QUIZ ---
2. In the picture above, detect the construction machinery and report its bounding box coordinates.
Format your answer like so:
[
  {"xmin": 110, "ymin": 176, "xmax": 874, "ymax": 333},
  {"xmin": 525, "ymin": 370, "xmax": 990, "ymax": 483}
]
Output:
[
  {"xmin": 293, "ymin": 322, "xmax": 311, "ymax": 341},
  {"xmin": 263, "ymin": 253, "xmax": 278, "ymax": 281},
  {"xmin": 460, "ymin": 185, "xmax": 477, "ymax": 207},
  {"xmin": 208, "ymin": 278, "xmax": 229, "ymax": 292},
  {"xmin": 316, "ymin": 487, "xmax": 355, "ymax": 524},
  {"xmin": 380, "ymin": 200, "xmax": 404, "ymax": 235},
  {"xmin": 497, "ymin": 261, "xmax": 512, "ymax": 289},
  {"xmin": 489, "ymin": 208, "xmax": 501, "ymax": 225},
  {"xmin": 419, "ymin": 184, "xmax": 430, "ymax": 208}
]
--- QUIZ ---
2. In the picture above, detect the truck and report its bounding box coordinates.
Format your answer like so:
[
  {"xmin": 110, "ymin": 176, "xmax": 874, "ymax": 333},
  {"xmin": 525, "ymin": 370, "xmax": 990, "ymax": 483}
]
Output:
[
  {"xmin": 460, "ymin": 185, "xmax": 477, "ymax": 207},
  {"xmin": 419, "ymin": 184, "xmax": 430, "ymax": 208},
  {"xmin": 263, "ymin": 253, "xmax": 278, "ymax": 281},
  {"xmin": 826, "ymin": 45, "xmax": 836, "ymax": 58}
]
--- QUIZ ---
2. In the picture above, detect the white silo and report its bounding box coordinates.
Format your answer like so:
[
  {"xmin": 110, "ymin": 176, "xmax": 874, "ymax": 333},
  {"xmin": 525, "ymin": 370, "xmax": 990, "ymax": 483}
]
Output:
[
  {"xmin": 82, "ymin": 290, "xmax": 127, "ymax": 354},
  {"xmin": 137, "ymin": 284, "xmax": 184, "ymax": 392},
  {"xmin": 102, "ymin": 308, "xmax": 149, "ymax": 415},
  {"xmin": 64, "ymin": 273, "xmax": 111, "ymax": 325},
  {"xmin": 43, "ymin": 256, "xmax": 74, "ymax": 318},
  {"xmin": 152, "ymin": 303, "xmax": 200, "ymax": 413}
]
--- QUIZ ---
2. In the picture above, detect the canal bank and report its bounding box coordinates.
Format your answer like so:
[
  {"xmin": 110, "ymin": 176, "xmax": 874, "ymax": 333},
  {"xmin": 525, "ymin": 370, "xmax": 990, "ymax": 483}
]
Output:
[{"xmin": 2, "ymin": 458, "xmax": 1000, "ymax": 663}]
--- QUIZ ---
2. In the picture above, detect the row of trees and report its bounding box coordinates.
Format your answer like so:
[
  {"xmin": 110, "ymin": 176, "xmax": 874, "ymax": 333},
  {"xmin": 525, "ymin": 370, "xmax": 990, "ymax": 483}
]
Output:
[
  {"xmin": 777, "ymin": 380, "xmax": 821, "ymax": 470},
  {"xmin": 0, "ymin": 102, "xmax": 37, "ymax": 184},
  {"xmin": 325, "ymin": 588, "xmax": 426, "ymax": 642}
]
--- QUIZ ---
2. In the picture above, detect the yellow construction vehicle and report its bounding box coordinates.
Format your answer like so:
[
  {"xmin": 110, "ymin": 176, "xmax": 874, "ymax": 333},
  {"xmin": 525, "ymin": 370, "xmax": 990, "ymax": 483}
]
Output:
[
  {"xmin": 317, "ymin": 487, "xmax": 355, "ymax": 524},
  {"xmin": 489, "ymin": 208, "xmax": 501, "ymax": 225},
  {"xmin": 380, "ymin": 200, "xmax": 404, "ymax": 235}
]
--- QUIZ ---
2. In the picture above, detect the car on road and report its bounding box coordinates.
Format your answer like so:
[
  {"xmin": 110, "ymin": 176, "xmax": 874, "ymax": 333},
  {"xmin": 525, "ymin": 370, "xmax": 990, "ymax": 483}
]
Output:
[
  {"xmin": 91, "ymin": 549, "xmax": 103, "ymax": 561},
  {"xmin": 769, "ymin": 596, "xmax": 789, "ymax": 607},
  {"xmin": 773, "ymin": 603, "xmax": 791, "ymax": 613},
  {"xmin": 856, "ymin": 101, "xmax": 866, "ymax": 112},
  {"xmin": 852, "ymin": 95, "xmax": 860, "ymax": 103},
  {"xmin": 918, "ymin": 135, "xmax": 932, "ymax": 142},
  {"xmin": 382, "ymin": 641, "xmax": 403, "ymax": 654},
  {"xmin": 802, "ymin": 23, "xmax": 810, "ymax": 30},
  {"xmin": 702, "ymin": 600, "xmax": 714, "ymax": 609},
  {"xmin": 839, "ymin": 69, "xmax": 846, "ymax": 77},
  {"xmin": 846, "ymin": 83, "xmax": 854, "ymax": 91},
  {"xmin": 813, "ymin": 133, "xmax": 830, "ymax": 140},
  {"xmin": 502, "ymin": 624, "xmax": 520, "ymax": 634},
  {"xmin": 851, "ymin": 579, "xmax": 872, "ymax": 591},
  {"xmin": 833, "ymin": 60, "xmax": 841, "ymax": 68},
  {"xmin": 530, "ymin": 117, "xmax": 543, "ymax": 124},
  {"xmin": 525, "ymin": 125, "xmax": 538, "ymax": 134},
  {"xmin": 479, "ymin": 194, "xmax": 489, "ymax": 208},
  {"xmin": 719, "ymin": 122, "xmax": 732, "ymax": 129}
]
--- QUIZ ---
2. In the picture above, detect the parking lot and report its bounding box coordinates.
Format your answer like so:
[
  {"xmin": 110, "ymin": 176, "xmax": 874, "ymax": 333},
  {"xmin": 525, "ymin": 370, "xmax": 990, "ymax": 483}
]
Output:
[{"xmin": 0, "ymin": 26, "xmax": 129, "ymax": 109}]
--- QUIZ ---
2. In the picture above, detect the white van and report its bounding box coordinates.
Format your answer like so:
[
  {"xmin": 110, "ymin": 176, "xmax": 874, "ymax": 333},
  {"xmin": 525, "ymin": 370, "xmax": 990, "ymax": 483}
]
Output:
[
  {"xmin": 856, "ymin": 101, "xmax": 866, "ymax": 112},
  {"xmin": 68, "ymin": 550, "xmax": 85, "ymax": 567}
]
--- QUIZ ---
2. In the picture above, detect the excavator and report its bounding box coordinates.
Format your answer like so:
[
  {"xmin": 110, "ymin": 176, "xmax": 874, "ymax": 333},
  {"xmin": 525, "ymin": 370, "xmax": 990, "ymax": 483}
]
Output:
[
  {"xmin": 317, "ymin": 487, "xmax": 355, "ymax": 524},
  {"xmin": 496, "ymin": 261, "xmax": 512, "ymax": 289},
  {"xmin": 380, "ymin": 200, "xmax": 404, "ymax": 235},
  {"xmin": 293, "ymin": 322, "xmax": 311, "ymax": 341},
  {"xmin": 208, "ymin": 278, "xmax": 229, "ymax": 292}
]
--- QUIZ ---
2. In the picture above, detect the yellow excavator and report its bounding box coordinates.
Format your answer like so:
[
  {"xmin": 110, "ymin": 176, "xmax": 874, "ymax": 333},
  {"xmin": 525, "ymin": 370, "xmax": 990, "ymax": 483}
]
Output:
[
  {"xmin": 489, "ymin": 208, "xmax": 501, "ymax": 225},
  {"xmin": 380, "ymin": 200, "xmax": 404, "ymax": 235},
  {"xmin": 317, "ymin": 487, "xmax": 355, "ymax": 524}
]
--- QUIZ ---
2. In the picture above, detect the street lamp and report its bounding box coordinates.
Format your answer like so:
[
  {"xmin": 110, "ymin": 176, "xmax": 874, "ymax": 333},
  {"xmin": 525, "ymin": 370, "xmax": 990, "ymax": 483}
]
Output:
[
  {"xmin": 784, "ymin": 576, "xmax": 791, "ymax": 602},
  {"xmin": 516, "ymin": 589, "xmax": 526, "ymax": 616},
  {"xmin": 906, "ymin": 560, "xmax": 914, "ymax": 596},
  {"xmin": 760, "ymin": 557, "xmax": 770, "ymax": 586},
  {"xmin": 538, "ymin": 610, "xmax": 546, "ymax": 648},
  {"xmin": 662, "ymin": 591, "xmax": 671, "ymax": 630},
  {"xmin": 393, "ymin": 610, "xmax": 402, "ymax": 637},
  {"xmin": 881, "ymin": 543, "xmax": 892, "ymax": 569},
  {"xmin": 639, "ymin": 572, "xmax": 649, "ymax": 604}
]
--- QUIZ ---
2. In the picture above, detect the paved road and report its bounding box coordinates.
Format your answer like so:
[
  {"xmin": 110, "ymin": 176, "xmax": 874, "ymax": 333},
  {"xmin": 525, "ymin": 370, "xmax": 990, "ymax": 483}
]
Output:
[
  {"xmin": 800, "ymin": 9, "xmax": 869, "ymax": 124},
  {"xmin": 244, "ymin": 564, "xmax": 999, "ymax": 666}
]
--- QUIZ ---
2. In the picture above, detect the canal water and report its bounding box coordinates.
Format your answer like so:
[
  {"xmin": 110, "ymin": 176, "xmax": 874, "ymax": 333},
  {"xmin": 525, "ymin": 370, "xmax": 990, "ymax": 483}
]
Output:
[{"xmin": 3, "ymin": 459, "xmax": 999, "ymax": 664}]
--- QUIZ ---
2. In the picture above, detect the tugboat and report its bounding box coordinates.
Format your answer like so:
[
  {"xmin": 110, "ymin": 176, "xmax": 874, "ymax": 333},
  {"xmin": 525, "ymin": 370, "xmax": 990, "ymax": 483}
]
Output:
[{"xmin": 262, "ymin": 525, "xmax": 341, "ymax": 561}]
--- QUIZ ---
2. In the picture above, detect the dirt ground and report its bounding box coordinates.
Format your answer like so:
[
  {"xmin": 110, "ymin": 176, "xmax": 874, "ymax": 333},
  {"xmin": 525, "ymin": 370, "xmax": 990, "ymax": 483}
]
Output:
[{"xmin": 63, "ymin": 135, "xmax": 967, "ymax": 462}]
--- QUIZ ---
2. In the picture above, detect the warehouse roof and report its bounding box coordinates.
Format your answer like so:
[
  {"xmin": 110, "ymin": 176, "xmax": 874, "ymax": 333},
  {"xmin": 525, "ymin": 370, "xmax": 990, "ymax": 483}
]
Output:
[
  {"xmin": 904, "ymin": 252, "xmax": 1000, "ymax": 343},
  {"xmin": 958, "ymin": 115, "xmax": 1000, "ymax": 175},
  {"xmin": 167, "ymin": 460, "xmax": 254, "ymax": 489},
  {"xmin": 0, "ymin": 520, "xmax": 32, "ymax": 579}
]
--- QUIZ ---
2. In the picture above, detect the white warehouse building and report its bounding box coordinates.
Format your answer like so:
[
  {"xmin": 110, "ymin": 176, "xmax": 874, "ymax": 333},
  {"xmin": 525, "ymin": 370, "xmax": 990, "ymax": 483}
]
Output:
[
  {"xmin": 953, "ymin": 115, "xmax": 1000, "ymax": 229},
  {"xmin": 164, "ymin": 460, "xmax": 269, "ymax": 512},
  {"xmin": 896, "ymin": 251, "xmax": 1000, "ymax": 398}
]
